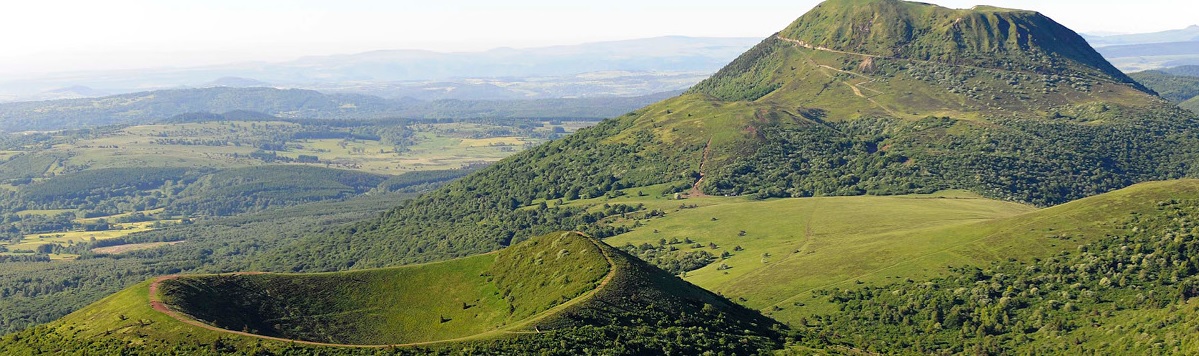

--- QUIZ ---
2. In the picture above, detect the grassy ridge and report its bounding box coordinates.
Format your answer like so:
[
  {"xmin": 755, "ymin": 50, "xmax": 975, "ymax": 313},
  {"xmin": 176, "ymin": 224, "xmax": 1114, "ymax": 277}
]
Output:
[{"xmin": 159, "ymin": 232, "xmax": 609, "ymax": 345}]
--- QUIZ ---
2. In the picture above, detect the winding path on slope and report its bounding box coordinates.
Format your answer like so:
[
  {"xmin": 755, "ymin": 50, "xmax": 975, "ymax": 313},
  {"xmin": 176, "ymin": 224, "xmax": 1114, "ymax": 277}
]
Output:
[
  {"xmin": 146, "ymin": 232, "xmax": 618, "ymax": 349},
  {"xmin": 775, "ymin": 34, "xmax": 1129, "ymax": 87},
  {"xmin": 777, "ymin": 35, "xmax": 900, "ymax": 117}
]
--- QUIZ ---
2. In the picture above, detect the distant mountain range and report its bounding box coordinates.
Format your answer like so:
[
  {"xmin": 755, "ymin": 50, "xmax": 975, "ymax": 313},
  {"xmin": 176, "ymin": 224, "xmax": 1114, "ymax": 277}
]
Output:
[
  {"xmin": 1083, "ymin": 25, "xmax": 1199, "ymax": 47},
  {"xmin": 1084, "ymin": 25, "xmax": 1199, "ymax": 72},
  {"xmin": 0, "ymin": 87, "xmax": 680, "ymax": 132},
  {"xmin": 0, "ymin": 36, "xmax": 758, "ymax": 103}
]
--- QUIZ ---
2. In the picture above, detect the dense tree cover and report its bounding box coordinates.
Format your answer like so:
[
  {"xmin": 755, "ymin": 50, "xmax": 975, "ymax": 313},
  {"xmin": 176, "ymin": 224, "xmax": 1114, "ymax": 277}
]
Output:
[
  {"xmin": 796, "ymin": 199, "xmax": 1199, "ymax": 354},
  {"xmin": 0, "ymin": 165, "xmax": 390, "ymax": 235},
  {"xmin": 0, "ymin": 153, "xmax": 63, "ymax": 181},
  {"xmin": 17, "ymin": 167, "xmax": 199, "ymax": 207},
  {"xmin": 1161, "ymin": 65, "xmax": 1199, "ymax": 78},
  {"xmin": 708, "ymin": 109, "xmax": 1199, "ymax": 206},
  {"xmin": 620, "ymin": 239, "xmax": 719, "ymax": 275},
  {"xmin": 1130, "ymin": 69, "xmax": 1199, "ymax": 103},
  {"xmin": 165, "ymin": 166, "xmax": 386, "ymax": 216},
  {"xmin": 375, "ymin": 167, "xmax": 480, "ymax": 193}
]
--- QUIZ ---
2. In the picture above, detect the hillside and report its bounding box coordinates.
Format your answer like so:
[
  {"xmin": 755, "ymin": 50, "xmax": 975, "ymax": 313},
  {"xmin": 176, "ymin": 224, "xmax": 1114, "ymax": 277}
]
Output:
[
  {"xmin": 260, "ymin": 0, "xmax": 1199, "ymax": 273},
  {"xmin": 566, "ymin": 176, "xmax": 1199, "ymax": 353},
  {"xmin": 794, "ymin": 180, "xmax": 1199, "ymax": 353},
  {"xmin": 0, "ymin": 232, "xmax": 780, "ymax": 354},
  {"xmin": 1131, "ymin": 66, "xmax": 1199, "ymax": 113}
]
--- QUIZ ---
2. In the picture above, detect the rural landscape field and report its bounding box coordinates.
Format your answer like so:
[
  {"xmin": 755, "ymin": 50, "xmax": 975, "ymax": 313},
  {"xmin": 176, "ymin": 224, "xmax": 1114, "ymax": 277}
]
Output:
[{"xmin": 3, "ymin": 0, "xmax": 1199, "ymax": 354}]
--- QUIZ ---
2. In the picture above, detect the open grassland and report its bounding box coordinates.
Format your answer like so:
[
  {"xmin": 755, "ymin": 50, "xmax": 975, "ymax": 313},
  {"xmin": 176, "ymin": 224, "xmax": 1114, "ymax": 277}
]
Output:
[
  {"xmin": 602, "ymin": 180, "xmax": 1199, "ymax": 326},
  {"xmin": 276, "ymin": 133, "xmax": 535, "ymax": 173},
  {"xmin": 601, "ymin": 190, "xmax": 1034, "ymax": 322},
  {"xmin": 13, "ymin": 209, "xmax": 73, "ymax": 217}
]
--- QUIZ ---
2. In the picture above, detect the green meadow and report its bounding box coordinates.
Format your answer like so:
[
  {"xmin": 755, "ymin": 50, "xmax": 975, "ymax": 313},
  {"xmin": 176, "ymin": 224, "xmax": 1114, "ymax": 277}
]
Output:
[{"xmin": 584, "ymin": 181, "xmax": 1199, "ymax": 325}]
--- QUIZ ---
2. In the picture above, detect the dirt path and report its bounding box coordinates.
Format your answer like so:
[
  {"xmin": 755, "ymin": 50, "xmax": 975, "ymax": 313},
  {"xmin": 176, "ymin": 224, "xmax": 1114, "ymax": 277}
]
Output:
[
  {"xmin": 146, "ymin": 232, "xmax": 619, "ymax": 349},
  {"xmin": 93, "ymin": 241, "xmax": 184, "ymax": 255},
  {"xmin": 777, "ymin": 36, "xmax": 879, "ymax": 58},
  {"xmin": 688, "ymin": 138, "xmax": 714, "ymax": 197},
  {"xmin": 788, "ymin": 38, "xmax": 902, "ymax": 117}
]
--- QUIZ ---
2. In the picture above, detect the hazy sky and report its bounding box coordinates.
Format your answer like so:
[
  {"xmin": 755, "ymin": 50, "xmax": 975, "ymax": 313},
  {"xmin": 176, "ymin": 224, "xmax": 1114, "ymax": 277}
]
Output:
[{"xmin": 1, "ymin": 0, "xmax": 1191, "ymax": 76}]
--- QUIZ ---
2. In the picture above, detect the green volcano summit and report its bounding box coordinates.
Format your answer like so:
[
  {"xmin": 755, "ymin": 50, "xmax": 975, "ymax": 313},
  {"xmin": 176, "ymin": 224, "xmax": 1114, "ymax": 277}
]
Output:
[{"xmin": 259, "ymin": 0, "xmax": 1199, "ymax": 275}]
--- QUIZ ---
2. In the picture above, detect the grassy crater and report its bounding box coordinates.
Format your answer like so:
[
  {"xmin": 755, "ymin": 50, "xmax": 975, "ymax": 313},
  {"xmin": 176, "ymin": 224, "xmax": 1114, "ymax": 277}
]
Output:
[{"xmin": 158, "ymin": 232, "xmax": 609, "ymax": 345}]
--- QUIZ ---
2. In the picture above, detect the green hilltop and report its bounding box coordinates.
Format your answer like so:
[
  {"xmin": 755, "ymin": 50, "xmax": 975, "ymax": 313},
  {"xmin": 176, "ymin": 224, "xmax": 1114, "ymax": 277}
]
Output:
[{"xmin": 776, "ymin": 0, "xmax": 1142, "ymax": 89}]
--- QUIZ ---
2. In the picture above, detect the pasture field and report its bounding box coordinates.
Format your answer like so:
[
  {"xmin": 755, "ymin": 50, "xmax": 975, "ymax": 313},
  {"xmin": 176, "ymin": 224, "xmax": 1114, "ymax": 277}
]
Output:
[
  {"xmin": 599, "ymin": 181, "xmax": 1199, "ymax": 325},
  {"xmin": 1, "ymin": 221, "xmax": 168, "ymax": 259},
  {"xmin": 0, "ymin": 208, "xmax": 177, "ymax": 259},
  {"xmin": 599, "ymin": 191, "xmax": 1032, "ymax": 321}
]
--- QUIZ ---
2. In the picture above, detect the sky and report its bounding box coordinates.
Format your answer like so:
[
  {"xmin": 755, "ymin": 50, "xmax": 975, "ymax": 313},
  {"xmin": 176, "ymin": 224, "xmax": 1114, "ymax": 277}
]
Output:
[{"xmin": 0, "ymin": 0, "xmax": 1191, "ymax": 76}]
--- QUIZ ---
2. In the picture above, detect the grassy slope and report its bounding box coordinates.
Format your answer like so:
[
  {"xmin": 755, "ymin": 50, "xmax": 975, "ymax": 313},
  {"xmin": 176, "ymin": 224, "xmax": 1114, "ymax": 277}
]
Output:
[
  {"xmin": 794, "ymin": 179, "xmax": 1199, "ymax": 354},
  {"xmin": 160, "ymin": 256, "xmax": 509, "ymax": 345},
  {"xmin": 602, "ymin": 190, "xmax": 1030, "ymax": 321},
  {"xmin": 608, "ymin": 180, "xmax": 1199, "ymax": 326},
  {"xmin": 1185, "ymin": 96, "xmax": 1199, "ymax": 113},
  {"xmin": 156, "ymin": 232, "xmax": 609, "ymax": 345}
]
